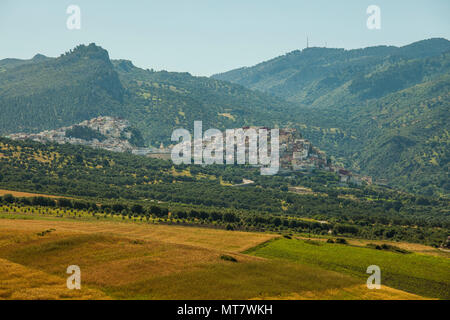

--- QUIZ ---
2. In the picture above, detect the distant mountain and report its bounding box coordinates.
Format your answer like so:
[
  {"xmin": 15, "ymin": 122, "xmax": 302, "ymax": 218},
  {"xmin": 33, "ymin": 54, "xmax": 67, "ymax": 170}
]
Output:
[
  {"xmin": 0, "ymin": 53, "xmax": 51, "ymax": 71},
  {"xmin": 111, "ymin": 59, "xmax": 301, "ymax": 145},
  {"xmin": 0, "ymin": 40, "xmax": 448, "ymax": 196},
  {"xmin": 212, "ymin": 38, "xmax": 450, "ymax": 105},
  {"xmin": 0, "ymin": 44, "xmax": 125, "ymax": 134},
  {"xmin": 0, "ymin": 43, "xmax": 299, "ymax": 147},
  {"xmin": 213, "ymin": 39, "xmax": 450, "ymax": 196}
]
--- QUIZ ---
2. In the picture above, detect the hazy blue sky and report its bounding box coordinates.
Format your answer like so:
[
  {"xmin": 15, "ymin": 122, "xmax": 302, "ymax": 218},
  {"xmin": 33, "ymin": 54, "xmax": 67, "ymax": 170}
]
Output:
[{"xmin": 1, "ymin": 0, "xmax": 449, "ymax": 76}]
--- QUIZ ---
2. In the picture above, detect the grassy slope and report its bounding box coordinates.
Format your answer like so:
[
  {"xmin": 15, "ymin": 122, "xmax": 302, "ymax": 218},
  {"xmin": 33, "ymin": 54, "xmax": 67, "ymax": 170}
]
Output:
[
  {"xmin": 0, "ymin": 189, "xmax": 73, "ymax": 199},
  {"xmin": 247, "ymin": 238, "xmax": 450, "ymax": 299},
  {"xmin": 0, "ymin": 214, "xmax": 437, "ymax": 300},
  {"xmin": 0, "ymin": 258, "xmax": 108, "ymax": 300}
]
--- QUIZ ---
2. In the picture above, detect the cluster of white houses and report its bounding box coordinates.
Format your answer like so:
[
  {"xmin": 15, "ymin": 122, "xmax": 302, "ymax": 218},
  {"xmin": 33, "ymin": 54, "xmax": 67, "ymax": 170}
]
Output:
[
  {"xmin": 7, "ymin": 117, "xmax": 141, "ymax": 153},
  {"xmin": 278, "ymin": 128, "xmax": 328, "ymax": 172},
  {"xmin": 6, "ymin": 119, "xmax": 372, "ymax": 186},
  {"xmin": 277, "ymin": 128, "xmax": 372, "ymax": 185}
]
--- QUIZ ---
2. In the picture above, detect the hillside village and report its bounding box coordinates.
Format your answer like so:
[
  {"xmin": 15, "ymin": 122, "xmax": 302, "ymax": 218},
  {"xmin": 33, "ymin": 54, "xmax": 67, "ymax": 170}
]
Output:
[
  {"xmin": 6, "ymin": 117, "xmax": 372, "ymax": 186},
  {"xmin": 273, "ymin": 127, "xmax": 371, "ymax": 186},
  {"xmin": 7, "ymin": 117, "xmax": 150, "ymax": 154},
  {"xmin": 166, "ymin": 125, "xmax": 372, "ymax": 186}
]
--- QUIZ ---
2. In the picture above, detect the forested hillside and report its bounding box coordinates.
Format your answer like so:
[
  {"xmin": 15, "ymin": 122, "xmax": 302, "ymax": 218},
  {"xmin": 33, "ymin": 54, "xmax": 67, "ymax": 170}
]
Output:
[
  {"xmin": 0, "ymin": 44, "xmax": 124, "ymax": 133},
  {"xmin": 1, "ymin": 40, "xmax": 448, "ymax": 196},
  {"xmin": 213, "ymin": 39, "xmax": 450, "ymax": 196},
  {"xmin": 213, "ymin": 38, "xmax": 450, "ymax": 104},
  {"xmin": 112, "ymin": 59, "xmax": 300, "ymax": 145},
  {"xmin": 0, "ymin": 137, "xmax": 448, "ymax": 245},
  {"xmin": 0, "ymin": 43, "xmax": 299, "ymax": 146}
]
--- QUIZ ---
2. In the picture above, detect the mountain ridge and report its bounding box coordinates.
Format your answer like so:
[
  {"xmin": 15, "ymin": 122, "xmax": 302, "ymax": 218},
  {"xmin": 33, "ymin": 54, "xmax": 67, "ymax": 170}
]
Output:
[
  {"xmin": 212, "ymin": 38, "xmax": 450, "ymax": 196},
  {"xmin": 0, "ymin": 40, "xmax": 448, "ymax": 196},
  {"xmin": 0, "ymin": 43, "xmax": 301, "ymax": 145},
  {"xmin": 212, "ymin": 38, "xmax": 450, "ymax": 101}
]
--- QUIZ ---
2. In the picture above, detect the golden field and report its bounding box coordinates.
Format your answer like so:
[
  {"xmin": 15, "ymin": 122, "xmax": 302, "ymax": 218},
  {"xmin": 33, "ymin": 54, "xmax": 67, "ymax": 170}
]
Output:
[
  {"xmin": 0, "ymin": 189, "xmax": 70, "ymax": 199},
  {"xmin": 0, "ymin": 214, "xmax": 441, "ymax": 300}
]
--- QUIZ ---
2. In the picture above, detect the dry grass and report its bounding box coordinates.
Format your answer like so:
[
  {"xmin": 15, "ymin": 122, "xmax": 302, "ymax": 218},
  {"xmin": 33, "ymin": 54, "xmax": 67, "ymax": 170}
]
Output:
[
  {"xmin": 0, "ymin": 218, "xmax": 276, "ymax": 252},
  {"xmin": 347, "ymin": 238, "xmax": 449, "ymax": 258},
  {"xmin": 258, "ymin": 284, "xmax": 430, "ymax": 300},
  {"xmin": 295, "ymin": 236, "xmax": 448, "ymax": 258},
  {"xmin": 0, "ymin": 232, "xmax": 255, "ymax": 287},
  {"xmin": 0, "ymin": 218, "xmax": 269, "ymax": 299},
  {"xmin": 0, "ymin": 189, "xmax": 70, "ymax": 199},
  {"xmin": 0, "ymin": 258, "xmax": 108, "ymax": 300},
  {"xmin": 0, "ymin": 218, "xmax": 432, "ymax": 300}
]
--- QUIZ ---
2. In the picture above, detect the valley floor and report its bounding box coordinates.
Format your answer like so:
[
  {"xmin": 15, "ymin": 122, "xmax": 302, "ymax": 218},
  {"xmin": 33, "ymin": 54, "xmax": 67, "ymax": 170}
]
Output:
[{"xmin": 1, "ymin": 213, "xmax": 448, "ymax": 300}]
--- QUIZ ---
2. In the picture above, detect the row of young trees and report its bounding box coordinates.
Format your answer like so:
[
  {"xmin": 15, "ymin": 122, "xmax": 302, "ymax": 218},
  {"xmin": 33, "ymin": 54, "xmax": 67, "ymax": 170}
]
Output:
[
  {"xmin": 0, "ymin": 137, "xmax": 448, "ymax": 245},
  {"xmin": 1, "ymin": 193, "xmax": 448, "ymax": 246},
  {"xmin": 0, "ymin": 194, "xmax": 240, "ymax": 223}
]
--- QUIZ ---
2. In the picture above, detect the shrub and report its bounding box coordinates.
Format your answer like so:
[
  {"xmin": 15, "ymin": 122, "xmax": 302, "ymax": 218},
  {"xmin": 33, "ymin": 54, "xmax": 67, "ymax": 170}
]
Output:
[
  {"xmin": 36, "ymin": 229, "xmax": 55, "ymax": 237},
  {"xmin": 304, "ymin": 239, "xmax": 322, "ymax": 246},
  {"xmin": 336, "ymin": 238, "xmax": 348, "ymax": 244},
  {"xmin": 151, "ymin": 205, "xmax": 168, "ymax": 217},
  {"xmin": 20, "ymin": 197, "xmax": 31, "ymax": 206},
  {"xmin": 223, "ymin": 212, "xmax": 237, "ymax": 223},
  {"xmin": 220, "ymin": 255, "xmax": 237, "ymax": 263},
  {"xmin": 73, "ymin": 201, "xmax": 89, "ymax": 210},
  {"xmin": 32, "ymin": 196, "xmax": 55, "ymax": 207},
  {"xmin": 131, "ymin": 204, "xmax": 144, "ymax": 214},
  {"xmin": 367, "ymin": 243, "xmax": 410, "ymax": 254},
  {"xmin": 173, "ymin": 210, "xmax": 187, "ymax": 219},
  {"xmin": 57, "ymin": 198, "xmax": 72, "ymax": 208},
  {"xmin": 3, "ymin": 194, "xmax": 15, "ymax": 204},
  {"xmin": 210, "ymin": 211, "xmax": 222, "ymax": 221},
  {"xmin": 112, "ymin": 203, "xmax": 127, "ymax": 213}
]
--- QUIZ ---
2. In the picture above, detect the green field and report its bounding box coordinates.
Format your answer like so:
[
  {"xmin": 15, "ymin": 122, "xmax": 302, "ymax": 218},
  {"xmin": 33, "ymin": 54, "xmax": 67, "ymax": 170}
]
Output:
[
  {"xmin": 247, "ymin": 238, "xmax": 450, "ymax": 299},
  {"xmin": 0, "ymin": 214, "xmax": 440, "ymax": 300}
]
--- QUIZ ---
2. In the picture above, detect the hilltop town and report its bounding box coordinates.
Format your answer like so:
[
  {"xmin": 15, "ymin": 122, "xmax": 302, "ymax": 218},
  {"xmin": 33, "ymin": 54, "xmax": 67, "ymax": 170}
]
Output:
[
  {"xmin": 167, "ymin": 125, "xmax": 372, "ymax": 185},
  {"xmin": 6, "ymin": 117, "xmax": 372, "ymax": 186},
  {"xmin": 269, "ymin": 127, "xmax": 371, "ymax": 186}
]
